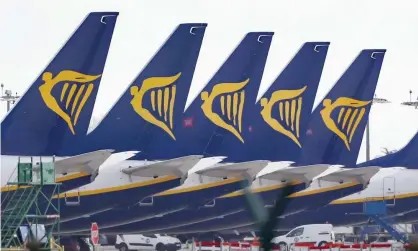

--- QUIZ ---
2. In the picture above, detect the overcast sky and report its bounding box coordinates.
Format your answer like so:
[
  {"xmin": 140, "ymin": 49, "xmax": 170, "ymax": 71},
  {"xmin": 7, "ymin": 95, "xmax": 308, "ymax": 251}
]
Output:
[{"xmin": 1, "ymin": 0, "xmax": 417, "ymax": 163}]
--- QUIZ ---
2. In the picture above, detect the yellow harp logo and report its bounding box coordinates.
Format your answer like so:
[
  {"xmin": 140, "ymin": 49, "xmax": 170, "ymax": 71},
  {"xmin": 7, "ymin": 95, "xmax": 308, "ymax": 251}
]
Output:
[
  {"xmin": 200, "ymin": 79, "xmax": 249, "ymax": 143},
  {"xmin": 130, "ymin": 73, "xmax": 181, "ymax": 140},
  {"xmin": 320, "ymin": 97, "xmax": 372, "ymax": 150},
  {"xmin": 260, "ymin": 86, "xmax": 307, "ymax": 148},
  {"xmin": 39, "ymin": 70, "xmax": 101, "ymax": 135}
]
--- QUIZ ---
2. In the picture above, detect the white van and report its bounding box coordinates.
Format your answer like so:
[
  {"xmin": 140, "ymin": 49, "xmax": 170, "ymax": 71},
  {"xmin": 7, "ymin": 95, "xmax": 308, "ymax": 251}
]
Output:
[
  {"xmin": 115, "ymin": 234, "xmax": 182, "ymax": 251},
  {"xmin": 272, "ymin": 224, "xmax": 335, "ymax": 251}
]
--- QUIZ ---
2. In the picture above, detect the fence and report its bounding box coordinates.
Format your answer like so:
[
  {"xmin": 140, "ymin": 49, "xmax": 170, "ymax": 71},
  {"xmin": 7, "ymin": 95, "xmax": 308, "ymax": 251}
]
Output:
[
  {"xmin": 189, "ymin": 241, "xmax": 412, "ymax": 251},
  {"xmin": 293, "ymin": 242, "xmax": 410, "ymax": 251}
]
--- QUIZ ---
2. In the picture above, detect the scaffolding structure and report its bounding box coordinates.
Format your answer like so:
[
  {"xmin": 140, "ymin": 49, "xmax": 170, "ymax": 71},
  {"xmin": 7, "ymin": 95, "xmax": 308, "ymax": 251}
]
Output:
[{"xmin": 1, "ymin": 157, "xmax": 61, "ymax": 250}]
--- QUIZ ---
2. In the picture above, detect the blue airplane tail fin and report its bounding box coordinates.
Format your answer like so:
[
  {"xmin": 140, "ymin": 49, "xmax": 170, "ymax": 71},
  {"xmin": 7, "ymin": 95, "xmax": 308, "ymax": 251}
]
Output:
[
  {"xmin": 83, "ymin": 23, "xmax": 207, "ymax": 155},
  {"xmin": 298, "ymin": 49, "xmax": 386, "ymax": 166},
  {"xmin": 358, "ymin": 130, "xmax": 418, "ymax": 168},
  {"xmin": 200, "ymin": 32, "xmax": 275, "ymax": 158},
  {"xmin": 1, "ymin": 12, "xmax": 118, "ymax": 156}
]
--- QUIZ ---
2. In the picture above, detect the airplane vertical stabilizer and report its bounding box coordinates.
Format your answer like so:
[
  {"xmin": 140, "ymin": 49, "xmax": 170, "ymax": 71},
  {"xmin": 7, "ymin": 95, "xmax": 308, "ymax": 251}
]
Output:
[{"xmin": 1, "ymin": 12, "xmax": 119, "ymax": 156}]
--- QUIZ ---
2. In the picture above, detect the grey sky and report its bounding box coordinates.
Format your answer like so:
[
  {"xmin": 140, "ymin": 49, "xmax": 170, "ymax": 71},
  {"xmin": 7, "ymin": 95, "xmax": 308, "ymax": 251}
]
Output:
[{"xmin": 1, "ymin": 0, "xmax": 417, "ymax": 163}]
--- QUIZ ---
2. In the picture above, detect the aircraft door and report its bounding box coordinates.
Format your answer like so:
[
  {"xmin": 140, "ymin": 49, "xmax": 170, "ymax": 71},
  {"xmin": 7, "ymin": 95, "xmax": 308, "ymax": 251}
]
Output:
[
  {"xmin": 138, "ymin": 196, "xmax": 154, "ymax": 206},
  {"xmin": 64, "ymin": 188, "xmax": 81, "ymax": 206},
  {"xmin": 383, "ymin": 176, "xmax": 395, "ymax": 206}
]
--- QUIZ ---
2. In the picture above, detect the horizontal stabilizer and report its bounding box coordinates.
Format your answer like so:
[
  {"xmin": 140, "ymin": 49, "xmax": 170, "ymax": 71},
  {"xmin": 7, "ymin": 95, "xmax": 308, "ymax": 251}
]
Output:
[
  {"xmin": 122, "ymin": 155, "xmax": 203, "ymax": 177},
  {"xmin": 318, "ymin": 166, "xmax": 381, "ymax": 188},
  {"xmin": 100, "ymin": 151, "xmax": 140, "ymax": 169},
  {"xmin": 195, "ymin": 160, "xmax": 270, "ymax": 180},
  {"xmin": 34, "ymin": 149, "xmax": 115, "ymax": 175},
  {"xmin": 257, "ymin": 164, "xmax": 331, "ymax": 186}
]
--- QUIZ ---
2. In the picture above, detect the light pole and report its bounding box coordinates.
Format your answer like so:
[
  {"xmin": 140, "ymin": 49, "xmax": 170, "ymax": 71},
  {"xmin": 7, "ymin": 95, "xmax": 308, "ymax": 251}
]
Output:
[
  {"xmin": 401, "ymin": 90, "xmax": 418, "ymax": 108},
  {"xmin": 367, "ymin": 96, "xmax": 391, "ymax": 161},
  {"xmin": 0, "ymin": 83, "xmax": 20, "ymax": 112},
  {"xmin": 366, "ymin": 122, "xmax": 371, "ymax": 161}
]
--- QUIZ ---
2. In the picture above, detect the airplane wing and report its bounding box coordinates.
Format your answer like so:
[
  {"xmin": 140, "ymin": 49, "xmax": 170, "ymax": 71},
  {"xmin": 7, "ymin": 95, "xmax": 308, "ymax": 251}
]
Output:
[
  {"xmin": 318, "ymin": 166, "xmax": 381, "ymax": 188},
  {"xmin": 121, "ymin": 155, "xmax": 203, "ymax": 177}
]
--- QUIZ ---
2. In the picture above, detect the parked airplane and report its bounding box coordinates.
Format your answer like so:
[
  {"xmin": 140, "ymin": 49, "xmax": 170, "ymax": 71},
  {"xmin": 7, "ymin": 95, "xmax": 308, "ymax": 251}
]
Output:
[
  {"xmin": 401, "ymin": 101, "xmax": 418, "ymax": 108},
  {"xmin": 154, "ymin": 49, "xmax": 387, "ymax": 235},
  {"xmin": 89, "ymin": 41, "xmax": 331, "ymax": 235},
  {"xmin": 1, "ymin": 12, "xmax": 119, "ymax": 198},
  {"xmin": 53, "ymin": 31, "xmax": 275, "ymax": 234},
  {"xmin": 225, "ymin": 130, "xmax": 418, "ymax": 237},
  {"xmin": 274, "ymin": 130, "xmax": 418, "ymax": 230}
]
